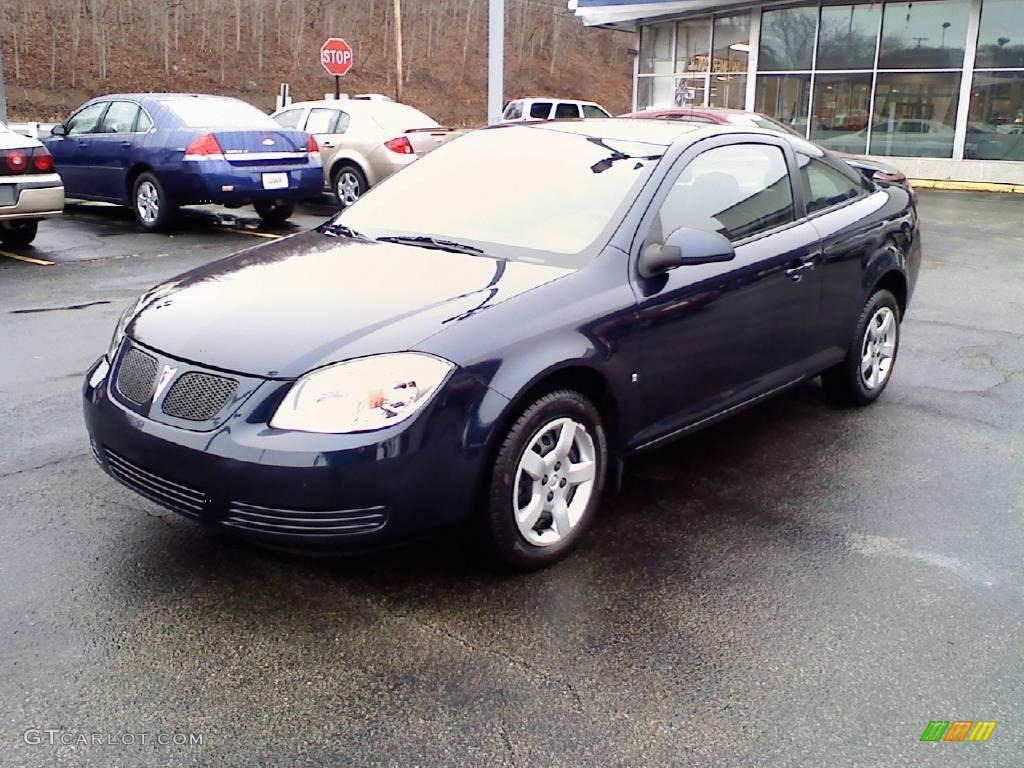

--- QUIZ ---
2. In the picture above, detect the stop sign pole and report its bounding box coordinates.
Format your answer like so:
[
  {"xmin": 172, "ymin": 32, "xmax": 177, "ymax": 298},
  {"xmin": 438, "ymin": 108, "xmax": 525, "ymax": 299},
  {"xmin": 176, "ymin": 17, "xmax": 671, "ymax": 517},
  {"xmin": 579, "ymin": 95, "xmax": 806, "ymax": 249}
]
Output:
[{"xmin": 320, "ymin": 38, "xmax": 354, "ymax": 99}]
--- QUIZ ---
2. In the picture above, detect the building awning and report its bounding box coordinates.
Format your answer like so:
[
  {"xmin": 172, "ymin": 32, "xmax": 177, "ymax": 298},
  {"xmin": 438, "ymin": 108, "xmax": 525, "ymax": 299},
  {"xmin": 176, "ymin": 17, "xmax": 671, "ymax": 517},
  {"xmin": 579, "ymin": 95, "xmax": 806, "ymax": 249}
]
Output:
[{"xmin": 568, "ymin": 0, "xmax": 739, "ymax": 29}]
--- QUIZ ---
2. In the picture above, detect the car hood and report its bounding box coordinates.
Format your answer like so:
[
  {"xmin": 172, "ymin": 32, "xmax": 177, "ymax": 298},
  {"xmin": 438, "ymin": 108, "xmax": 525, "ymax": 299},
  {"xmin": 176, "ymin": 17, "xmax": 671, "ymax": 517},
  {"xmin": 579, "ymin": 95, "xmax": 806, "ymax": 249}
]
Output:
[{"xmin": 128, "ymin": 230, "xmax": 571, "ymax": 378}]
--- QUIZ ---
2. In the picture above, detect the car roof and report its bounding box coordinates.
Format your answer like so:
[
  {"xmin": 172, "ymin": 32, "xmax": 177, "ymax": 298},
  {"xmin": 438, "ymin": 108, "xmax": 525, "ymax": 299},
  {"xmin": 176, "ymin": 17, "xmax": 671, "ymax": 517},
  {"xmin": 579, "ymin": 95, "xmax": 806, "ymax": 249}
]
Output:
[
  {"xmin": 501, "ymin": 117, "xmax": 705, "ymax": 146},
  {"xmin": 624, "ymin": 106, "xmax": 749, "ymax": 120},
  {"xmin": 512, "ymin": 97, "xmax": 603, "ymax": 106},
  {"xmin": 90, "ymin": 93, "xmax": 246, "ymax": 102},
  {"xmin": 280, "ymin": 99, "xmax": 425, "ymax": 113}
]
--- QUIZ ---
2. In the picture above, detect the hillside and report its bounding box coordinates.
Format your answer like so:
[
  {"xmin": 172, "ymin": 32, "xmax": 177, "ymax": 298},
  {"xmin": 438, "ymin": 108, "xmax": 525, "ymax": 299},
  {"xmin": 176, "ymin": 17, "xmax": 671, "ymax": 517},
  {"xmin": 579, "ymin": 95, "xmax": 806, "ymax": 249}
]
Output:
[{"xmin": 1, "ymin": 0, "xmax": 632, "ymax": 125}]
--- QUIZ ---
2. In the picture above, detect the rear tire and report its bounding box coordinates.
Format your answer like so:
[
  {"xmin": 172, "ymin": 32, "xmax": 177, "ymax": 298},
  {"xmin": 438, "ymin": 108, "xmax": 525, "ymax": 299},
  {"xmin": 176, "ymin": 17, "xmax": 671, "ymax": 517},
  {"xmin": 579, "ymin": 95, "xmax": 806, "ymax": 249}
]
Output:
[
  {"xmin": 0, "ymin": 219, "xmax": 39, "ymax": 247},
  {"xmin": 485, "ymin": 389, "xmax": 607, "ymax": 570},
  {"xmin": 332, "ymin": 164, "xmax": 367, "ymax": 208},
  {"xmin": 822, "ymin": 288, "xmax": 901, "ymax": 406},
  {"xmin": 132, "ymin": 172, "xmax": 176, "ymax": 232},
  {"xmin": 254, "ymin": 199, "xmax": 295, "ymax": 225}
]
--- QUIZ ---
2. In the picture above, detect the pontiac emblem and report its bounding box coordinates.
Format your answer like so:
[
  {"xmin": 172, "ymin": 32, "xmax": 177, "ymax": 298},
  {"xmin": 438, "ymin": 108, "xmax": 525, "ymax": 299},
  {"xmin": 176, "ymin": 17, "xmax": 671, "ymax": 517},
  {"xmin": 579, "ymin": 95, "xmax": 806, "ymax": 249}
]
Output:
[{"xmin": 153, "ymin": 365, "xmax": 177, "ymax": 401}]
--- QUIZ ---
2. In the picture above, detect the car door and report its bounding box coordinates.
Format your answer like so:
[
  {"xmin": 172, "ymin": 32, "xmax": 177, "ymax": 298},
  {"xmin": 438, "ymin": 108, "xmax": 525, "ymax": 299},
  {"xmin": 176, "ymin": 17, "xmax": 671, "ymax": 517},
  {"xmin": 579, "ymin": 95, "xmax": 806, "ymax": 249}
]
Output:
[
  {"xmin": 629, "ymin": 137, "xmax": 823, "ymax": 445},
  {"xmin": 88, "ymin": 101, "xmax": 143, "ymax": 201},
  {"xmin": 304, "ymin": 107, "xmax": 348, "ymax": 170},
  {"xmin": 46, "ymin": 102, "xmax": 109, "ymax": 197},
  {"xmin": 796, "ymin": 151, "xmax": 891, "ymax": 359}
]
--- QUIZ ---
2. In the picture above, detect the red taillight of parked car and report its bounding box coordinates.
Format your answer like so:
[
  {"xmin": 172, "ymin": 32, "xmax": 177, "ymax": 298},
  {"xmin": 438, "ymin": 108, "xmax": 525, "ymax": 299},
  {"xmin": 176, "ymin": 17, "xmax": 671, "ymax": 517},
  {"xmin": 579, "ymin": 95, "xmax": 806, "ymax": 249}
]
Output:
[
  {"xmin": 184, "ymin": 133, "xmax": 224, "ymax": 159},
  {"xmin": 31, "ymin": 147, "xmax": 54, "ymax": 172},
  {"xmin": 5, "ymin": 151, "xmax": 29, "ymax": 173},
  {"xmin": 306, "ymin": 135, "xmax": 320, "ymax": 154},
  {"xmin": 384, "ymin": 136, "xmax": 414, "ymax": 155}
]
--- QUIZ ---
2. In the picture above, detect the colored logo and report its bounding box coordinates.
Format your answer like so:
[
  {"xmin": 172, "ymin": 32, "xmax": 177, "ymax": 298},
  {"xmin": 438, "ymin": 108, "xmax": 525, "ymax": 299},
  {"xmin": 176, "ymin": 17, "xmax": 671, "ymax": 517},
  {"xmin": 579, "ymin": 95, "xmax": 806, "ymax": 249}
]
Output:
[{"xmin": 920, "ymin": 721, "xmax": 997, "ymax": 742}]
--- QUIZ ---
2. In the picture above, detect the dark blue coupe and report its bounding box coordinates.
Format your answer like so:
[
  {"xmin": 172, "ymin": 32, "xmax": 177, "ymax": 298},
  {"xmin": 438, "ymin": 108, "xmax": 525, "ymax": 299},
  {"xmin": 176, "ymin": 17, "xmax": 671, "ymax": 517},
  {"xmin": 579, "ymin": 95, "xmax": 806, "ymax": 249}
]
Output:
[
  {"xmin": 45, "ymin": 94, "xmax": 323, "ymax": 230},
  {"xmin": 83, "ymin": 119, "xmax": 921, "ymax": 569}
]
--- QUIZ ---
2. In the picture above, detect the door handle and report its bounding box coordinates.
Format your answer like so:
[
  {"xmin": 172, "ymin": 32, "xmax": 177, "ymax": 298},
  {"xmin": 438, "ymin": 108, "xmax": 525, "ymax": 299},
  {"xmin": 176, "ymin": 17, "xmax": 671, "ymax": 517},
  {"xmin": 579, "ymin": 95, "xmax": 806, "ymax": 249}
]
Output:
[
  {"xmin": 321, "ymin": 141, "xmax": 336, "ymax": 148},
  {"xmin": 785, "ymin": 259, "xmax": 815, "ymax": 282},
  {"xmin": 120, "ymin": 141, "xmax": 132, "ymax": 149}
]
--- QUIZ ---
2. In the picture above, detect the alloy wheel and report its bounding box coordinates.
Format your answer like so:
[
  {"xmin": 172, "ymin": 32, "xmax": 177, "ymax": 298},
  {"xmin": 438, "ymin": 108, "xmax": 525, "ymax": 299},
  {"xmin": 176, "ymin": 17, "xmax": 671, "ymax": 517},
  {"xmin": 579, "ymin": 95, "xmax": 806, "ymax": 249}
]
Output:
[
  {"xmin": 136, "ymin": 180, "xmax": 160, "ymax": 224},
  {"xmin": 336, "ymin": 171, "xmax": 362, "ymax": 207},
  {"xmin": 860, "ymin": 306, "xmax": 897, "ymax": 390},
  {"xmin": 513, "ymin": 417, "xmax": 597, "ymax": 547}
]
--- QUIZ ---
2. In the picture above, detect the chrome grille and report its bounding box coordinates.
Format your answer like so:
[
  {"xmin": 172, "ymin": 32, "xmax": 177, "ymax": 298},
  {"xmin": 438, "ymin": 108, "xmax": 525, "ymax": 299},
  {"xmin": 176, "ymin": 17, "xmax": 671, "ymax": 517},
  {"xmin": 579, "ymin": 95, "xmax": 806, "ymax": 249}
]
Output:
[
  {"xmin": 161, "ymin": 371, "xmax": 238, "ymax": 422},
  {"xmin": 104, "ymin": 449, "xmax": 207, "ymax": 519},
  {"xmin": 223, "ymin": 501, "xmax": 387, "ymax": 537},
  {"xmin": 116, "ymin": 346, "xmax": 158, "ymax": 404}
]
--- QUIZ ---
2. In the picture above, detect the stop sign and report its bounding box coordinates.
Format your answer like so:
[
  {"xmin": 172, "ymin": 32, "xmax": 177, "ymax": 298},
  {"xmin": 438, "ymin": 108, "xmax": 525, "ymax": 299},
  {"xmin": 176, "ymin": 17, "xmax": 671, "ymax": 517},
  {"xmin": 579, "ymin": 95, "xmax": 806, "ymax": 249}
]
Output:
[{"xmin": 320, "ymin": 38, "xmax": 353, "ymax": 77}]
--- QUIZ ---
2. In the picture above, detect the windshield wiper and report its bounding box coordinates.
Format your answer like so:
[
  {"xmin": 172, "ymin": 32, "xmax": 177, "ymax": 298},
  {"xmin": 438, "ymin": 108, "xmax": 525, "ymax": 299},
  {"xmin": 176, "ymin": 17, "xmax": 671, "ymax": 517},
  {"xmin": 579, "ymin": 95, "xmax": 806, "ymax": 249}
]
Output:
[
  {"xmin": 320, "ymin": 222, "xmax": 366, "ymax": 239},
  {"xmin": 375, "ymin": 235, "xmax": 487, "ymax": 257}
]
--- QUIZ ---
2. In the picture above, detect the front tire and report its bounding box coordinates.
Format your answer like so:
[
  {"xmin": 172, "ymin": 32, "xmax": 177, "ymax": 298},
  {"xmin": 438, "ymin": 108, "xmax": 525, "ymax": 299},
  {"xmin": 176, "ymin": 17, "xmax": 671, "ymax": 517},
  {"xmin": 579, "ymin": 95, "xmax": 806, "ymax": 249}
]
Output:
[
  {"xmin": 254, "ymin": 199, "xmax": 295, "ymax": 225},
  {"xmin": 132, "ymin": 172, "xmax": 175, "ymax": 232},
  {"xmin": 822, "ymin": 288, "xmax": 901, "ymax": 406},
  {"xmin": 0, "ymin": 219, "xmax": 39, "ymax": 247},
  {"xmin": 486, "ymin": 390, "xmax": 608, "ymax": 570}
]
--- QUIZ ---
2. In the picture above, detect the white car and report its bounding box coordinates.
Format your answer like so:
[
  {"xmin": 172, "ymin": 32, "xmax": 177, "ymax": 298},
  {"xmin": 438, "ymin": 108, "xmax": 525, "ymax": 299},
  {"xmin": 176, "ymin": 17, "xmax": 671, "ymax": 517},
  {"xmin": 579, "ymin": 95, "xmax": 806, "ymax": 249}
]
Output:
[
  {"xmin": 501, "ymin": 98, "xmax": 612, "ymax": 123},
  {"xmin": 0, "ymin": 121, "xmax": 64, "ymax": 246}
]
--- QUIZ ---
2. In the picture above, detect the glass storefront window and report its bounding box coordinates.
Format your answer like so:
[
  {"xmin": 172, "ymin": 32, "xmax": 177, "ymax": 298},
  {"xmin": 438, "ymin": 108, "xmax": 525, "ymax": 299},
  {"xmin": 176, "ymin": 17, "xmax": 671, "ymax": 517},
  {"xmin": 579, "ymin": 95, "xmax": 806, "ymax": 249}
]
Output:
[
  {"xmin": 817, "ymin": 3, "xmax": 882, "ymax": 70},
  {"xmin": 756, "ymin": 74, "xmax": 812, "ymax": 135},
  {"xmin": 712, "ymin": 13, "xmax": 752, "ymax": 74},
  {"xmin": 967, "ymin": 71, "xmax": 1024, "ymax": 160},
  {"xmin": 976, "ymin": 0, "xmax": 1024, "ymax": 69},
  {"xmin": 759, "ymin": 6, "xmax": 819, "ymax": 71},
  {"xmin": 812, "ymin": 73, "xmax": 874, "ymax": 153},
  {"xmin": 878, "ymin": 0, "xmax": 970, "ymax": 69},
  {"xmin": 677, "ymin": 18, "xmax": 712, "ymax": 73},
  {"xmin": 710, "ymin": 74, "xmax": 747, "ymax": 109},
  {"xmin": 640, "ymin": 23, "xmax": 674, "ymax": 76},
  {"xmin": 636, "ymin": 77, "xmax": 676, "ymax": 110},
  {"xmin": 870, "ymin": 72, "xmax": 961, "ymax": 157}
]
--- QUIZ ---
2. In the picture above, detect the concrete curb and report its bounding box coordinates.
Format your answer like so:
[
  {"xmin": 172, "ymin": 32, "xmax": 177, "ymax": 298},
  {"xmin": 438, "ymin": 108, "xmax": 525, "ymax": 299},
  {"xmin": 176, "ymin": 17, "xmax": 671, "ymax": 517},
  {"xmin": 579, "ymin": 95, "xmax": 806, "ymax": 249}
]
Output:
[{"xmin": 908, "ymin": 179, "xmax": 1024, "ymax": 194}]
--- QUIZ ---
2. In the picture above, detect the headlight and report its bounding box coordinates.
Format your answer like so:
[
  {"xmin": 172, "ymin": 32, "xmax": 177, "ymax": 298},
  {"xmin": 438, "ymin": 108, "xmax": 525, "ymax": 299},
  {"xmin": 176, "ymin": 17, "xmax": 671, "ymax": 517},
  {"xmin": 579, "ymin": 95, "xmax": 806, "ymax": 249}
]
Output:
[
  {"xmin": 270, "ymin": 353, "xmax": 454, "ymax": 434},
  {"xmin": 106, "ymin": 300, "xmax": 140, "ymax": 362}
]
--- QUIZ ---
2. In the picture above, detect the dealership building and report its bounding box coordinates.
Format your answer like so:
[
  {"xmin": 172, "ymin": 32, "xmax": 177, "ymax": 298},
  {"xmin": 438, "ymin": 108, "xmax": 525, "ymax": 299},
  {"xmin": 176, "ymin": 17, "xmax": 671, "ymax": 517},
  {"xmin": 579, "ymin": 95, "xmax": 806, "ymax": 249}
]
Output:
[{"xmin": 569, "ymin": 0, "xmax": 1024, "ymax": 184}]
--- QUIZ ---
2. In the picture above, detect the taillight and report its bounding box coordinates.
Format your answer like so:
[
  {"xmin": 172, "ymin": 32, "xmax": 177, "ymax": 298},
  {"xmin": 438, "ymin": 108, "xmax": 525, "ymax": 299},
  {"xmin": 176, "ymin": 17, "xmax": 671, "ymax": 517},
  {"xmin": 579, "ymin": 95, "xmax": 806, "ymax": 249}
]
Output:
[
  {"xmin": 873, "ymin": 170, "xmax": 907, "ymax": 184},
  {"xmin": 384, "ymin": 136, "xmax": 414, "ymax": 155},
  {"xmin": 184, "ymin": 133, "xmax": 224, "ymax": 158},
  {"xmin": 6, "ymin": 151, "xmax": 29, "ymax": 173},
  {"xmin": 31, "ymin": 147, "xmax": 54, "ymax": 172},
  {"xmin": 307, "ymin": 135, "xmax": 320, "ymax": 154}
]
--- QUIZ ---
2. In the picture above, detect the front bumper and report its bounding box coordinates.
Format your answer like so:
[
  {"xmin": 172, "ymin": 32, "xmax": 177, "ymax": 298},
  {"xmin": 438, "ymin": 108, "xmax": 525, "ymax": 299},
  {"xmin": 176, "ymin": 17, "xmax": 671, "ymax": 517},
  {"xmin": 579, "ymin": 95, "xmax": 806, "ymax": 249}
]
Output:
[
  {"xmin": 0, "ymin": 174, "xmax": 64, "ymax": 220},
  {"xmin": 82, "ymin": 349, "xmax": 494, "ymax": 550}
]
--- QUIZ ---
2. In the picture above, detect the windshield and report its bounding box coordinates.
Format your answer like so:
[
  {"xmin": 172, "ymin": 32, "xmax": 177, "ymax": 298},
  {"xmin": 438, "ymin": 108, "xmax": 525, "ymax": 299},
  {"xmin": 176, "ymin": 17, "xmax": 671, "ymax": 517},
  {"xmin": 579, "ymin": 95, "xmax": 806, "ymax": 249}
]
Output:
[
  {"xmin": 166, "ymin": 99, "xmax": 279, "ymax": 129},
  {"xmin": 336, "ymin": 126, "xmax": 664, "ymax": 266}
]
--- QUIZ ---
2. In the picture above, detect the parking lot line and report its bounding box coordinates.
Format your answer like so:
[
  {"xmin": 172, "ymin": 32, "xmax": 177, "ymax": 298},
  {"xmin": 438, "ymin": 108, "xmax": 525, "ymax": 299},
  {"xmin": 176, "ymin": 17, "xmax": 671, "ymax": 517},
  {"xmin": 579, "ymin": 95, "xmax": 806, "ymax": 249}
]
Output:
[
  {"xmin": 229, "ymin": 230, "xmax": 284, "ymax": 240},
  {"xmin": 0, "ymin": 250, "xmax": 55, "ymax": 266}
]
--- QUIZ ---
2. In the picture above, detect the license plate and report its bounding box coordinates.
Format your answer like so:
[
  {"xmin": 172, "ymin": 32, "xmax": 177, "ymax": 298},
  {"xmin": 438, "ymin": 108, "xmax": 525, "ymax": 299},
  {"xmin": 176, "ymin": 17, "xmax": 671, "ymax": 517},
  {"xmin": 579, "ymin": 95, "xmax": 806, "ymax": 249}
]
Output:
[
  {"xmin": 0, "ymin": 184, "xmax": 15, "ymax": 207},
  {"xmin": 262, "ymin": 172, "xmax": 288, "ymax": 190}
]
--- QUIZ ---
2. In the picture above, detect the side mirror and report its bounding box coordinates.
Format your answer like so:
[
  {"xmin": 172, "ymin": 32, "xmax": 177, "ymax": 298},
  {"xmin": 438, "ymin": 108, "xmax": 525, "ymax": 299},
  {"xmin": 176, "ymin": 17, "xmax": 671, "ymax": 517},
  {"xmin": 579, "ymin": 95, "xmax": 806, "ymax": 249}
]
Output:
[
  {"xmin": 50, "ymin": 124, "xmax": 67, "ymax": 137},
  {"xmin": 638, "ymin": 227, "xmax": 735, "ymax": 278}
]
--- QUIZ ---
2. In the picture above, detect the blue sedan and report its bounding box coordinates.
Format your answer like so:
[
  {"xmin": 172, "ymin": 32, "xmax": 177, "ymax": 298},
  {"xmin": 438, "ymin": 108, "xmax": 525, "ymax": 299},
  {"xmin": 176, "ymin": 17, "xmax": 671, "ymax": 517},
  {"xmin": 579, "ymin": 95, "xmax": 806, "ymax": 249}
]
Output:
[
  {"xmin": 83, "ymin": 120, "xmax": 921, "ymax": 569},
  {"xmin": 44, "ymin": 93, "xmax": 323, "ymax": 230}
]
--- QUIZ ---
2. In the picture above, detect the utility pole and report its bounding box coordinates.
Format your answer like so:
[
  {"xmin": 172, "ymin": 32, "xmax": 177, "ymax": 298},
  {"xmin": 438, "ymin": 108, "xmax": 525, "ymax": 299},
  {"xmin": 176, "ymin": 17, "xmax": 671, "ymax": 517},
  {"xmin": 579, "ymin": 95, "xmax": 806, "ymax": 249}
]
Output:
[
  {"xmin": 393, "ymin": 0, "xmax": 404, "ymax": 103},
  {"xmin": 0, "ymin": 34, "xmax": 8, "ymax": 124},
  {"xmin": 487, "ymin": 0, "xmax": 504, "ymax": 125}
]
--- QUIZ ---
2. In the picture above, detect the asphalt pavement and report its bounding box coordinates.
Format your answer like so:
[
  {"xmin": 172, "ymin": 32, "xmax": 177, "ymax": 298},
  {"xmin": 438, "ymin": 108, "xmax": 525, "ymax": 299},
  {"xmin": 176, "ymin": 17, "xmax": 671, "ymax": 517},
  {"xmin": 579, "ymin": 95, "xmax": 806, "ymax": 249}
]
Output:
[{"xmin": 1, "ymin": 192, "xmax": 1022, "ymax": 767}]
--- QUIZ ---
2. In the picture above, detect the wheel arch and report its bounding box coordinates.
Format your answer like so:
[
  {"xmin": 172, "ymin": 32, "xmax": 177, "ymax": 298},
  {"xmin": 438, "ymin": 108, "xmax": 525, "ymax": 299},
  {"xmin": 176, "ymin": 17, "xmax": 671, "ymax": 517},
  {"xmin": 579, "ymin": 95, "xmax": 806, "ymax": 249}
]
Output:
[
  {"xmin": 864, "ymin": 239, "xmax": 908, "ymax": 319},
  {"xmin": 124, "ymin": 163, "xmax": 155, "ymax": 203},
  {"xmin": 328, "ymin": 154, "xmax": 371, "ymax": 189}
]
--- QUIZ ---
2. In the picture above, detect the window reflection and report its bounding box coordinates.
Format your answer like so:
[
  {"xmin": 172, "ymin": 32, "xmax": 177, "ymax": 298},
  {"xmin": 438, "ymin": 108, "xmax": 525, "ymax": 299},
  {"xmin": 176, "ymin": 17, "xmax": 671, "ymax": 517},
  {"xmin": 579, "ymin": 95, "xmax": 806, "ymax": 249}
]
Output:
[
  {"xmin": 759, "ymin": 6, "xmax": 819, "ymax": 70},
  {"xmin": 976, "ymin": 0, "xmax": 1024, "ymax": 68},
  {"xmin": 677, "ymin": 18, "xmax": 711, "ymax": 73},
  {"xmin": 878, "ymin": 0, "xmax": 970, "ymax": 69},
  {"xmin": 812, "ymin": 73, "xmax": 874, "ymax": 153},
  {"xmin": 755, "ymin": 74, "xmax": 812, "ymax": 136},
  {"xmin": 967, "ymin": 72, "xmax": 1024, "ymax": 160},
  {"xmin": 817, "ymin": 3, "xmax": 882, "ymax": 70},
  {"xmin": 869, "ymin": 72, "xmax": 961, "ymax": 157},
  {"xmin": 710, "ymin": 74, "xmax": 747, "ymax": 109},
  {"xmin": 712, "ymin": 14, "xmax": 752, "ymax": 73},
  {"xmin": 639, "ymin": 23, "xmax": 673, "ymax": 75}
]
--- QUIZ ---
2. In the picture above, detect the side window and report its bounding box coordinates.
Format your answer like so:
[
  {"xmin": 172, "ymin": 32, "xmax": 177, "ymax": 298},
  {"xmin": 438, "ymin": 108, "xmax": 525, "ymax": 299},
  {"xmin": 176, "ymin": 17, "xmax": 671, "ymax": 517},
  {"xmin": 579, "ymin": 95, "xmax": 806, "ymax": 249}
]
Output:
[
  {"xmin": 655, "ymin": 143, "xmax": 796, "ymax": 243},
  {"xmin": 136, "ymin": 109, "xmax": 154, "ymax": 132},
  {"xmin": 97, "ymin": 102, "xmax": 140, "ymax": 134},
  {"xmin": 554, "ymin": 103, "xmax": 581, "ymax": 119},
  {"xmin": 799, "ymin": 155, "xmax": 864, "ymax": 214},
  {"xmin": 529, "ymin": 101, "xmax": 552, "ymax": 119},
  {"xmin": 273, "ymin": 109, "xmax": 305, "ymax": 129},
  {"xmin": 503, "ymin": 101, "xmax": 523, "ymax": 120},
  {"xmin": 306, "ymin": 108, "xmax": 342, "ymax": 134},
  {"xmin": 582, "ymin": 105, "xmax": 607, "ymax": 119},
  {"xmin": 66, "ymin": 103, "xmax": 108, "ymax": 136}
]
